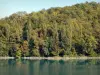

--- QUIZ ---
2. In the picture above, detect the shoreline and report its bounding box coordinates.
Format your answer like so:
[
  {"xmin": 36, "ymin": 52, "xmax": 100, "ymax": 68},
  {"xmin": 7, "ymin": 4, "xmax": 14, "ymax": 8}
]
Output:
[
  {"xmin": 22, "ymin": 57, "xmax": 100, "ymax": 60},
  {"xmin": 0, "ymin": 57, "xmax": 100, "ymax": 60},
  {"xmin": 0, "ymin": 57, "xmax": 14, "ymax": 59}
]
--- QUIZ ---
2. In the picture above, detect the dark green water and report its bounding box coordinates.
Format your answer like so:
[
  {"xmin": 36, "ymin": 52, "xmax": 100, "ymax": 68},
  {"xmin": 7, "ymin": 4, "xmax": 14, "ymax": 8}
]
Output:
[{"xmin": 0, "ymin": 59, "xmax": 100, "ymax": 75}]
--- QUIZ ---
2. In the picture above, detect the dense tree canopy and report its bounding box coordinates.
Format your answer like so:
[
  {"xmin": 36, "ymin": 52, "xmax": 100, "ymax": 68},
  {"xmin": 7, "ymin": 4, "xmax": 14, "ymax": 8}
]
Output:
[{"xmin": 0, "ymin": 2, "xmax": 100, "ymax": 57}]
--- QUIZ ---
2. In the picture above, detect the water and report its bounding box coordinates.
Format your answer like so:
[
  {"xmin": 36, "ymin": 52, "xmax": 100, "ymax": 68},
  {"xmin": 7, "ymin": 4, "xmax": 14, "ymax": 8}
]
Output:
[{"xmin": 0, "ymin": 59, "xmax": 100, "ymax": 75}]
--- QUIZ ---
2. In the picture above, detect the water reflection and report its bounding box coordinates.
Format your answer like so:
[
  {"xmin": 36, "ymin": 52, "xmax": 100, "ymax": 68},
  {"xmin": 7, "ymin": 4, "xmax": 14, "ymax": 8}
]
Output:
[{"xmin": 0, "ymin": 59, "xmax": 100, "ymax": 75}]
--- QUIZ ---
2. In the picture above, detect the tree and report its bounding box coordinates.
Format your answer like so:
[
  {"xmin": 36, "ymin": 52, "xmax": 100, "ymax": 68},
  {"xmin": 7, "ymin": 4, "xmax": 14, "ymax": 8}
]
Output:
[
  {"xmin": 21, "ymin": 41, "xmax": 29, "ymax": 57},
  {"xmin": 84, "ymin": 35, "xmax": 97, "ymax": 56},
  {"xmin": 29, "ymin": 38, "xmax": 35, "ymax": 56}
]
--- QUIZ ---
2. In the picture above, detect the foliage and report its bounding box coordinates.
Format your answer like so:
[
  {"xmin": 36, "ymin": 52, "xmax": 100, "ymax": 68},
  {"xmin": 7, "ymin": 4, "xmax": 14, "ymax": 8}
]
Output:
[
  {"xmin": 0, "ymin": 2, "xmax": 100, "ymax": 57},
  {"xmin": 32, "ymin": 48, "xmax": 40, "ymax": 56}
]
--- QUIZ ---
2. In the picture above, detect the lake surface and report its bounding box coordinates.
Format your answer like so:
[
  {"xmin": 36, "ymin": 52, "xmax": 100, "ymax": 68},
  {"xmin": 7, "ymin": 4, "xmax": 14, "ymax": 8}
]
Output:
[{"xmin": 0, "ymin": 59, "xmax": 100, "ymax": 75}]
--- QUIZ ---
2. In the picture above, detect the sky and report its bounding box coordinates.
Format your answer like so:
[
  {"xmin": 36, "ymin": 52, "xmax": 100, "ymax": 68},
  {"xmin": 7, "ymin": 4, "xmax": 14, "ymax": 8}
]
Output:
[{"xmin": 0, "ymin": 0, "xmax": 100, "ymax": 18}]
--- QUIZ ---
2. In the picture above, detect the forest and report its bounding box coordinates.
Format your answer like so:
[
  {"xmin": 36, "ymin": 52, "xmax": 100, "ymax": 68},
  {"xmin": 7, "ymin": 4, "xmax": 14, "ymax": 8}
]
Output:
[{"xmin": 0, "ymin": 2, "xmax": 100, "ymax": 58}]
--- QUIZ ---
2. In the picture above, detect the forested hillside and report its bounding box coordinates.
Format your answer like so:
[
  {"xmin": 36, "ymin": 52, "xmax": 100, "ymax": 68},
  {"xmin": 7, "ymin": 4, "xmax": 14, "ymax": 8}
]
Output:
[{"xmin": 0, "ymin": 2, "xmax": 100, "ymax": 57}]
